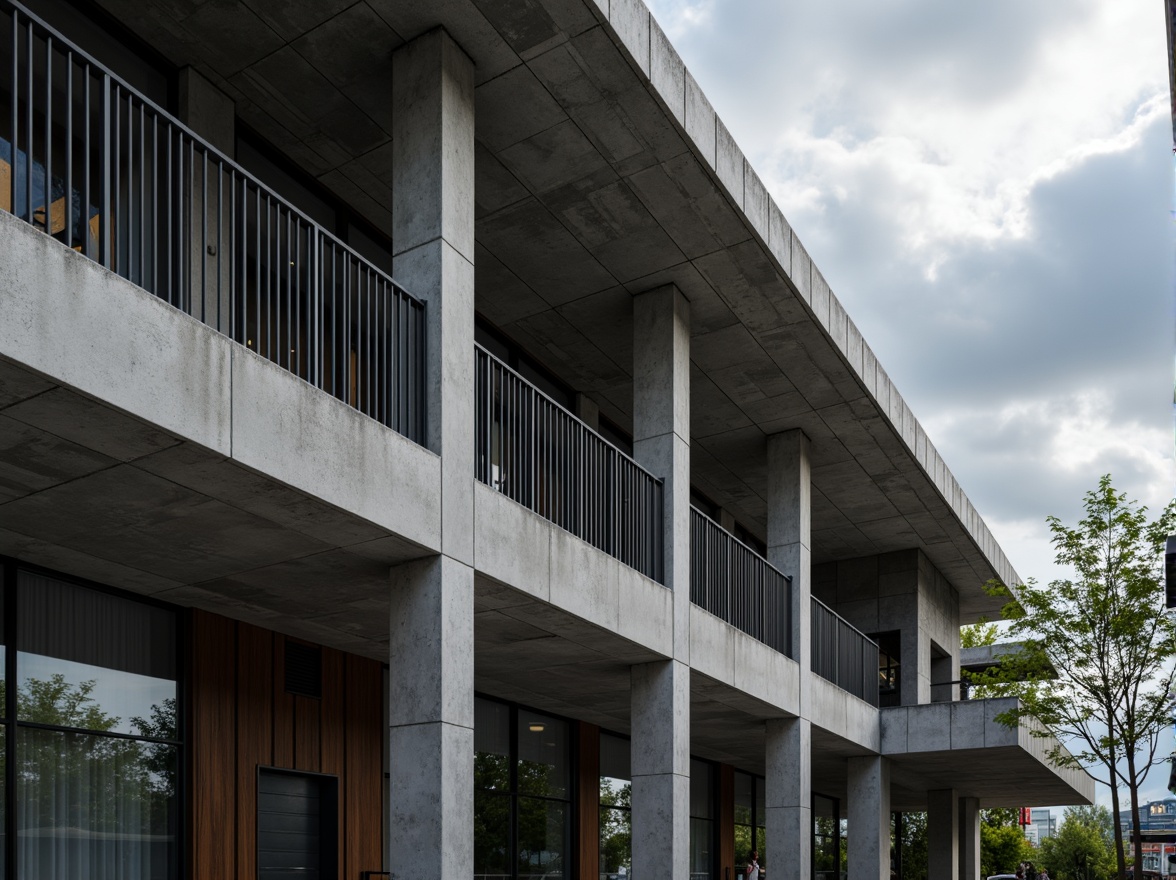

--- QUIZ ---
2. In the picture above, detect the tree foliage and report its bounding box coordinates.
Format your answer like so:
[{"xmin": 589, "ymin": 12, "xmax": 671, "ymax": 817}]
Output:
[
  {"xmin": 1039, "ymin": 807, "xmax": 1116, "ymax": 880},
  {"xmin": 969, "ymin": 476, "xmax": 1176, "ymax": 880},
  {"xmin": 980, "ymin": 809, "xmax": 1035, "ymax": 877}
]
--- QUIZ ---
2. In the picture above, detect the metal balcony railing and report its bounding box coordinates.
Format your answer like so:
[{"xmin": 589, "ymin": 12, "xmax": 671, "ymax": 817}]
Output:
[
  {"xmin": 474, "ymin": 346, "xmax": 664, "ymax": 583},
  {"xmin": 1, "ymin": 2, "xmax": 425, "ymax": 443},
  {"xmin": 811, "ymin": 597, "xmax": 879, "ymax": 706},
  {"xmin": 689, "ymin": 507, "xmax": 791, "ymax": 656}
]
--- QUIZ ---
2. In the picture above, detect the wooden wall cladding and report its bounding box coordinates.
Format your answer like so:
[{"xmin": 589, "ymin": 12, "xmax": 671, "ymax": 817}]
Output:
[
  {"xmin": 577, "ymin": 722, "xmax": 601, "ymax": 880},
  {"xmin": 189, "ymin": 610, "xmax": 385, "ymax": 880}
]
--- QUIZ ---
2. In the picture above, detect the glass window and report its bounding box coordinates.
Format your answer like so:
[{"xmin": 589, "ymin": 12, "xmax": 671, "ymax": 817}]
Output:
[
  {"xmin": 814, "ymin": 794, "xmax": 845, "ymax": 880},
  {"xmin": 599, "ymin": 733, "xmax": 631, "ymax": 879},
  {"xmin": 8, "ymin": 567, "xmax": 180, "ymax": 880},
  {"xmin": 734, "ymin": 771, "xmax": 767, "ymax": 872},
  {"xmin": 18, "ymin": 572, "xmax": 176, "ymax": 737},
  {"xmin": 518, "ymin": 711, "xmax": 568, "ymax": 799},
  {"xmin": 690, "ymin": 759, "xmax": 714, "ymax": 880},
  {"xmin": 473, "ymin": 697, "xmax": 570, "ymax": 880}
]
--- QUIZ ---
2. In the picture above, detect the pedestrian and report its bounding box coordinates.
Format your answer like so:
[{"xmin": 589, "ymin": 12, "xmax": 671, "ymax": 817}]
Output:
[{"xmin": 747, "ymin": 849, "xmax": 762, "ymax": 880}]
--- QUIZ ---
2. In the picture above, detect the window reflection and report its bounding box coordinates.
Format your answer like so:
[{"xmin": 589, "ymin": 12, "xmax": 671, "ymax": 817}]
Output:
[
  {"xmin": 599, "ymin": 733, "xmax": 631, "ymax": 879},
  {"xmin": 473, "ymin": 698, "xmax": 570, "ymax": 880},
  {"xmin": 18, "ymin": 728, "xmax": 177, "ymax": 879},
  {"xmin": 17, "ymin": 572, "xmax": 177, "ymax": 738}
]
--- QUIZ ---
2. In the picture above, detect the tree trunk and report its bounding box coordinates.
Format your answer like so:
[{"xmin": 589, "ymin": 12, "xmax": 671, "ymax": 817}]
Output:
[
  {"xmin": 1127, "ymin": 749, "xmax": 1144, "ymax": 880},
  {"xmin": 1109, "ymin": 749, "xmax": 1127, "ymax": 878}
]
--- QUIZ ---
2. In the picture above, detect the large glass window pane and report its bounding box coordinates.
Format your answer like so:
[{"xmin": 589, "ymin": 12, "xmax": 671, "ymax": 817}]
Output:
[
  {"xmin": 516, "ymin": 797, "xmax": 566, "ymax": 878},
  {"xmin": 17, "ymin": 572, "xmax": 176, "ymax": 736},
  {"xmin": 814, "ymin": 794, "xmax": 842, "ymax": 880},
  {"xmin": 600, "ymin": 733, "xmax": 631, "ymax": 879},
  {"xmin": 474, "ymin": 789, "xmax": 511, "ymax": 880},
  {"xmin": 517, "ymin": 712, "xmax": 568, "ymax": 799},
  {"xmin": 475, "ymin": 697, "xmax": 511, "ymax": 792},
  {"xmin": 734, "ymin": 770, "xmax": 754, "ymax": 868},
  {"xmin": 18, "ymin": 727, "xmax": 178, "ymax": 880},
  {"xmin": 690, "ymin": 760, "xmax": 714, "ymax": 880}
]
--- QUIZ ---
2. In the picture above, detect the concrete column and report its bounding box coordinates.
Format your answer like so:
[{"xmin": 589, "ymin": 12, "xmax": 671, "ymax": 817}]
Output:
[
  {"xmin": 765, "ymin": 717, "xmax": 811, "ymax": 880},
  {"xmin": 632, "ymin": 283, "xmax": 690, "ymax": 650},
  {"xmin": 847, "ymin": 756, "xmax": 891, "ymax": 880},
  {"xmin": 392, "ymin": 27, "xmax": 476, "ymax": 561},
  {"xmin": 959, "ymin": 796, "xmax": 981, "ymax": 880},
  {"xmin": 630, "ymin": 284, "xmax": 690, "ymax": 880},
  {"xmin": 388, "ymin": 557, "xmax": 474, "ymax": 879},
  {"xmin": 927, "ymin": 788, "xmax": 960, "ymax": 880},
  {"xmin": 387, "ymin": 29, "xmax": 476, "ymax": 880},
  {"xmin": 767, "ymin": 430, "xmax": 811, "ymax": 679},
  {"xmin": 631, "ymin": 660, "xmax": 690, "ymax": 880}
]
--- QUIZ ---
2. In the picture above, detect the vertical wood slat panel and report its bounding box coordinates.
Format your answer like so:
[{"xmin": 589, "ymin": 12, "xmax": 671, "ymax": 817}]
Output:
[
  {"xmin": 320, "ymin": 648, "xmax": 346, "ymax": 880},
  {"xmin": 236, "ymin": 623, "xmax": 273, "ymax": 880},
  {"xmin": 294, "ymin": 694, "xmax": 322, "ymax": 772},
  {"xmin": 190, "ymin": 610, "xmax": 237, "ymax": 880},
  {"xmin": 720, "ymin": 764, "xmax": 735, "ymax": 880},
  {"xmin": 272, "ymin": 635, "xmax": 295, "ymax": 769},
  {"xmin": 578, "ymin": 722, "xmax": 601, "ymax": 880},
  {"xmin": 344, "ymin": 653, "xmax": 384, "ymax": 880}
]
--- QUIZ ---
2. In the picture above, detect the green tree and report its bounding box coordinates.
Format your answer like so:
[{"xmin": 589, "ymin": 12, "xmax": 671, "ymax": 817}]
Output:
[
  {"xmin": 600, "ymin": 778, "xmax": 631, "ymax": 873},
  {"xmin": 970, "ymin": 476, "xmax": 1176, "ymax": 880},
  {"xmin": 897, "ymin": 812, "xmax": 928, "ymax": 880},
  {"xmin": 981, "ymin": 809, "xmax": 1035, "ymax": 877},
  {"xmin": 1039, "ymin": 807, "xmax": 1115, "ymax": 880}
]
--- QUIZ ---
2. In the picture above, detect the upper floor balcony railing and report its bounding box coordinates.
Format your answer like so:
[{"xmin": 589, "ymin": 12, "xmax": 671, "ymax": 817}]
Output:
[
  {"xmin": 689, "ymin": 507, "xmax": 791, "ymax": 656},
  {"xmin": 1, "ymin": 1, "xmax": 426, "ymax": 443},
  {"xmin": 811, "ymin": 597, "xmax": 879, "ymax": 706},
  {"xmin": 474, "ymin": 345, "xmax": 664, "ymax": 583}
]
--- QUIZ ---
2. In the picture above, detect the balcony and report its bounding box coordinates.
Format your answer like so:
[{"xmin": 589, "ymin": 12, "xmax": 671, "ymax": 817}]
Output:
[
  {"xmin": 1, "ymin": 1, "xmax": 426, "ymax": 444},
  {"xmin": 474, "ymin": 345, "xmax": 665, "ymax": 583},
  {"xmin": 689, "ymin": 507, "xmax": 791, "ymax": 656},
  {"xmin": 811, "ymin": 597, "xmax": 880, "ymax": 706}
]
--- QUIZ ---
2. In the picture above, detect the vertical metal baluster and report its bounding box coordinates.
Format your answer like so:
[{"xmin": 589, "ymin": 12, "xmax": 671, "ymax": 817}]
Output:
[
  {"xmin": 24, "ymin": 19, "xmax": 32, "ymax": 224},
  {"xmin": 64, "ymin": 50, "xmax": 72, "ymax": 250},
  {"xmin": 9, "ymin": 11, "xmax": 17, "ymax": 222},
  {"xmin": 284, "ymin": 209, "xmax": 291, "ymax": 370},
  {"xmin": 43, "ymin": 34, "xmax": 51, "ymax": 235},
  {"xmin": 138, "ymin": 102, "xmax": 146, "ymax": 286},
  {"xmin": 98, "ymin": 74, "xmax": 110, "ymax": 267},
  {"xmin": 216, "ymin": 161, "xmax": 222, "ymax": 331},
  {"xmin": 229, "ymin": 169, "xmax": 235, "ymax": 339},
  {"xmin": 199, "ymin": 147, "xmax": 206, "ymax": 322}
]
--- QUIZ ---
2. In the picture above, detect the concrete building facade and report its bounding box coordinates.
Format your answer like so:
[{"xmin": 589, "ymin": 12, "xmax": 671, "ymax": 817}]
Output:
[{"xmin": 0, "ymin": 0, "xmax": 1092, "ymax": 878}]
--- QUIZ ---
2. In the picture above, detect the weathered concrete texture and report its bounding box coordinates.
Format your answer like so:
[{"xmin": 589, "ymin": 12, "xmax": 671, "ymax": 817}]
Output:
[
  {"xmin": 928, "ymin": 788, "xmax": 959, "ymax": 880},
  {"xmin": 393, "ymin": 29, "xmax": 477, "ymax": 566},
  {"xmin": 809, "ymin": 674, "xmax": 881, "ymax": 751},
  {"xmin": 847, "ymin": 756, "xmax": 891, "ymax": 880},
  {"xmin": 93, "ymin": 0, "xmax": 1024, "ymax": 615},
  {"xmin": 689, "ymin": 604, "xmax": 799, "ymax": 716},
  {"xmin": 631, "ymin": 659, "xmax": 690, "ymax": 880},
  {"xmin": 178, "ymin": 66, "xmax": 236, "ymax": 158},
  {"xmin": 881, "ymin": 698, "xmax": 1094, "ymax": 808},
  {"xmin": 0, "ymin": 212, "xmax": 438, "ymax": 661},
  {"xmin": 632, "ymin": 285, "xmax": 691, "ymax": 662},
  {"xmin": 768, "ymin": 430, "xmax": 811, "ymax": 680},
  {"xmin": 813, "ymin": 549, "xmax": 960, "ymax": 707},
  {"xmin": 473, "ymin": 481, "xmax": 674, "ymax": 657},
  {"xmin": 766, "ymin": 717, "xmax": 811, "ymax": 880}
]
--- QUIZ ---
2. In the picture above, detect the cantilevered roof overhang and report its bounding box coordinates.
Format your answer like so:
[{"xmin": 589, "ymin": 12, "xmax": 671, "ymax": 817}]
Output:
[{"xmin": 88, "ymin": 0, "xmax": 1018, "ymax": 617}]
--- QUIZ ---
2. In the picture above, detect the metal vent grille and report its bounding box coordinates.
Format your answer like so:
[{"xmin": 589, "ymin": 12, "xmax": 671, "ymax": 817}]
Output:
[{"xmin": 285, "ymin": 640, "xmax": 322, "ymax": 699}]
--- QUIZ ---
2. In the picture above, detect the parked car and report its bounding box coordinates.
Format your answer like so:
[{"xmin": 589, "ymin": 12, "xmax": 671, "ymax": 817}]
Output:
[{"xmin": 987, "ymin": 874, "xmax": 1019, "ymax": 880}]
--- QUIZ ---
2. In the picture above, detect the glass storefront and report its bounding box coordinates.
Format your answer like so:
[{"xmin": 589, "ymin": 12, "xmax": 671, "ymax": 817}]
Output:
[
  {"xmin": 0, "ymin": 562, "xmax": 181, "ymax": 880},
  {"xmin": 474, "ymin": 696, "xmax": 571, "ymax": 880},
  {"xmin": 599, "ymin": 732, "xmax": 631, "ymax": 879},
  {"xmin": 734, "ymin": 770, "xmax": 767, "ymax": 872},
  {"xmin": 814, "ymin": 793, "xmax": 846, "ymax": 880},
  {"xmin": 689, "ymin": 758, "xmax": 715, "ymax": 880}
]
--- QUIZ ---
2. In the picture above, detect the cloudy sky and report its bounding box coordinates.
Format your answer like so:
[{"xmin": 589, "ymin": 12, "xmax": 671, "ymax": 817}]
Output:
[
  {"xmin": 641, "ymin": 0, "xmax": 1174, "ymax": 806},
  {"xmin": 644, "ymin": 0, "xmax": 1173, "ymax": 584}
]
